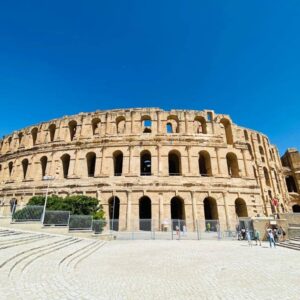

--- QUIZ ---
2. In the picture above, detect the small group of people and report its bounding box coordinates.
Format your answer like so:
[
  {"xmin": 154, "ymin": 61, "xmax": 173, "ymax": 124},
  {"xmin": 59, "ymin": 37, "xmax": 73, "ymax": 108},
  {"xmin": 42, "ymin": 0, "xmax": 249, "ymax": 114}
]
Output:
[{"xmin": 267, "ymin": 226, "xmax": 286, "ymax": 248}]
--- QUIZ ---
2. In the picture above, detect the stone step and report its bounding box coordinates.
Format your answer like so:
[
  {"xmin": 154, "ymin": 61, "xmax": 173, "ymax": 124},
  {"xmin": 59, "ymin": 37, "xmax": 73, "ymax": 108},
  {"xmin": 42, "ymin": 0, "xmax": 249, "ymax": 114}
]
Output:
[{"xmin": 277, "ymin": 242, "xmax": 300, "ymax": 251}]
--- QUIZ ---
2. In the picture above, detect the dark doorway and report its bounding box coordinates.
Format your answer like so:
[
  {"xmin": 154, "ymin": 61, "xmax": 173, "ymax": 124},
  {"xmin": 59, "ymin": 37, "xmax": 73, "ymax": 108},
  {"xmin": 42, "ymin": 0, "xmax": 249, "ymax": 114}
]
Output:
[
  {"xmin": 113, "ymin": 151, "xmax": 123, "ymax": 176},
  {"xmin": 139, "ymin": 196, "xmax": 152, "ymax": 231},
  {"xmin": 140, "ymin": 151, "xmax": 151, "ymax": 176},
  {"xmin": 168, "ymin": 151, "xmax": 181, "ymax": 176},
  {"xmin": 108, "ymin": 197, "xmax": 120, "ymax": 231},
  {"xmin": 86, "ymin": 152, "xmax": 96, "ymax": 177},
  {"xmin": 171, "ymin": 197, "xmax": 185, "ymax": 230},
  {"xmin": 292, "ymin": 204, "xmax": 300, "ymax": 213}
]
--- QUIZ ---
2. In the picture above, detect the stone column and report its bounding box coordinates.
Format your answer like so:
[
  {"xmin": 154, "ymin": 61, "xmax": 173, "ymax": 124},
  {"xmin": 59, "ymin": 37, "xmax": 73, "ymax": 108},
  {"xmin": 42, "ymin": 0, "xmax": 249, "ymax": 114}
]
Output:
[
  {"xmin": 186, "ymin": 146, "xmax": 191, "ymax": 175},
  {"xmin": 157, "ymin": 144, "xmax": 161, "ymax": 176},
  {"xmin": 94, "ymin": 148, "xmax": 102, "ymax": 177},
  {"xmin": 156, "ymin": 111, "xmax": 161, "ymax": 134},
  {"xmin": 242, "ymin": 149, "xmax": 249, "ymax": 177},
  {"xmin": 215, "ymin": 147, "xmax": 221, "ymax": 175},
  {"xmin": 191, "ymin": 191, "xmax": 198, "ymax": 230},
  {"xmin": 222, "ymin": 192, "xmax": 230, "ymax": 230},
  {"xmin": 126, "ymin": 191, "xmax": 132, "ymax": 231},
  {"xmin": 159, "ymin": 193, "xmax": 164, "ymax": 230}
]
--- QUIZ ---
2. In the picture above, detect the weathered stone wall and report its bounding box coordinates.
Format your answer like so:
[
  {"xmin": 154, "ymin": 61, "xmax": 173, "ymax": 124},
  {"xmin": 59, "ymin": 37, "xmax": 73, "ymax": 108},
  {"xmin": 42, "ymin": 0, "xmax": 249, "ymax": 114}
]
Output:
[{"xmin": 0, "ymin": 108, "xmax": 289, "ymax": 230}]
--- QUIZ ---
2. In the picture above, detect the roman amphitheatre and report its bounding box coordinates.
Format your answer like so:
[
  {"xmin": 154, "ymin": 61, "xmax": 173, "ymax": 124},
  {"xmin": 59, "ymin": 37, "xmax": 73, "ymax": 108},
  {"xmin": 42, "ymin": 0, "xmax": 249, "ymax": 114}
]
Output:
[{"xmin": 0, "ymin": 108, "xmax": 291, "ymax": 233}]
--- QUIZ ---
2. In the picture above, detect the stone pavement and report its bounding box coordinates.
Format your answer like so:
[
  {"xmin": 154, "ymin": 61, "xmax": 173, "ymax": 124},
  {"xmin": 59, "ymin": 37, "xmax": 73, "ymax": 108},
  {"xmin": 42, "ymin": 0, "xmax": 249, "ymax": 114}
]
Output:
[{"xmin": 0, "ymin": 228, "xmax": 299, "ymax": 300}]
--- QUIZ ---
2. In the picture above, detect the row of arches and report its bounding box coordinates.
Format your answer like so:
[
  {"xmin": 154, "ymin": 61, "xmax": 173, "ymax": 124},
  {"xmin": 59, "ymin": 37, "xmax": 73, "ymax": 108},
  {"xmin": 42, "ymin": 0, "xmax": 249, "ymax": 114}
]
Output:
[
  {"xmin": 3, "ymin": 116, "xmax": 236, "ymax": 151},
  {"xmin": 107, "ymin": 196, "xmax": 248, "ymax": 231}
]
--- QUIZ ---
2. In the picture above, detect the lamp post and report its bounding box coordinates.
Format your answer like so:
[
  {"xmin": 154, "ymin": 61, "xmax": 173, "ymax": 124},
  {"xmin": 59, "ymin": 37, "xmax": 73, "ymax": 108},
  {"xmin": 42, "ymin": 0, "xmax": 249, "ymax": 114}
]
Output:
[{"xmin": 41, "ymin": 176, "xmax": 55, "ymax": 224}]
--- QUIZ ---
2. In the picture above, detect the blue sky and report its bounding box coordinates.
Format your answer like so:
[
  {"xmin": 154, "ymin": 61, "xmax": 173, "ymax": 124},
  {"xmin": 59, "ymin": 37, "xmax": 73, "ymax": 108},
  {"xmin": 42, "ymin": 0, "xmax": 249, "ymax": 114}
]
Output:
[{"xmin": 0, "ymin": 1, "xmax": 299, "ymax": 154}]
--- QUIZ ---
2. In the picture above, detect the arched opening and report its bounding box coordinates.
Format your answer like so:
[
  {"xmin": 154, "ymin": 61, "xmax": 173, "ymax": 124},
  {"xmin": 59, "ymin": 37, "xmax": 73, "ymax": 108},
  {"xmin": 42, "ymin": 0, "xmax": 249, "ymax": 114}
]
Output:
[
  {"xmin": 198, "ymin": 151, "xmax": 212, "ymax": 176},
  {"xmin": 259, "ymin": 146, "xmax": 265, "ymax": 162},
  {"xmin": 226, "ymin": 153, "xmax": 240, "ymax": 178},
  {"xmin": 263, "ymin": 167, "xmax": 271, "ymax": 186},
  {"xmin": 68, "ymin": 120, "xmax": 77, "ymax": 141},
  {"xmin": 22, "ymin": 159, "xmax": 29, "ymax": 179},
  {"xmin": 108, "ymin": 196, "xmax": 120, "ymax": 231},
  {"xmin": 171, "ymin": 197, "xmax": 185, "ymax": 230},
  {"xmin": 116, "ymin": 116, "xmax": 126, "ymax": 134},
  {"xmin": 246, "ymin": 143, "xmax": 253, "ymax": 158},
  {"xmin": 113, "ymin": 151, "xmax": 123, "ymax": 176},
  {"xmin": 244, "ymin": 130, "xmax": 249, "ymax": 141},
  {"xmin": 61, "ymin": 154, "xmax": 71, "ymax": 178},
  {"xmin": 220, "ymin": 118, "xmax": 233, "ymax": 145},
  {"xmin": 142, "ymin": 116, "xmax": 152, "ymax": 133},
  {"xmin": 40, "ymin": 156, "xmax": 48, "ymax": 177},
  {"xmin": 139, "ymin": 196, "xmax": 152, "ymax": 231},
  {"xmin": 140, "ymin": 150, "xmax": 151, "ymax": 176},
  {"xmin": 203, "ymin": 197, "xmax": 218, "ymax": 220},
  {"xmin": 168, "ymin": 150, "xmax": 181, "ymax": 176},
  {"xmin": 8, "ymin": 162, "xmax": 13, "ymax": 177},
  {"xmin": 92, "ymin": 118, "xmax": 101, "ymax": 135},
  {"xmin": 286, "ymin": 176, "xmax": 298, "ymax": 193},
  {"xmin": 86, "ymin": 152, "xmax": 96, "ymax": 177},
  {"xmin": 292, "ymin": 205, "xmax": 300, "ymax": 213},
  {"xmin": 194, "ymin": 116, "xmax": 207, "ymax": 134},
  {"xmin": 18, "ymin": 132, "xmax": 23, "ymax": 147},
  {"xmin": 31, "ymin": 127, "xmax": 38, "ymax": 145},
  {"xmin": 257, "ymin": 134, "xmax": 261, "ymax": 143},
  {"xmin": 235, "ymin": 198, "xmax": 248, "ymax": 217},
  {"xmin": 8, "ymin": 136, "xmax": 12, "ymax": 149},
  {"xmin": 166, "ymin": 115, "xmax": 179, "ymax": 133},
  {"xmin": 49, "ymin": 124, "xmax": 56, "ymax": 142}
]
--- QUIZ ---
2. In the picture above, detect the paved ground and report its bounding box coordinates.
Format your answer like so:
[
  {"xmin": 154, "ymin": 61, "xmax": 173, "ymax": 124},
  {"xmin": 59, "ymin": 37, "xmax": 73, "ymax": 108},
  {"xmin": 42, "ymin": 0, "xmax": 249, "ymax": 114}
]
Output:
[{"xmin": 0, "ymin": 228, "xmax": 299, "ymax": 300}]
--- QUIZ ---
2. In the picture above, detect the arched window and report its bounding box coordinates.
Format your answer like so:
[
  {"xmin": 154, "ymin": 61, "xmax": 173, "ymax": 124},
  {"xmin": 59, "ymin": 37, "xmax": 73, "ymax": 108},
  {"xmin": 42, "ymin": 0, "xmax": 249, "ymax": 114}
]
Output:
[
  {"xmin": 18, "ymin": 132, "xmax": 23, "ymax": 147},
  {"xmin": 92, "ymin": 118, "xmax": 101, "ymax": 135},
  {"xmin": 244, "ymin": 130, "xmax": 249, "ymax": 141},
  {"xmin": 168, "ymin": 150, "xmax": 181, "ymax": 176},
  {"xmin": 116, "ymin": 116, "xmax": 126, "ymax": 134},
  {"xmin": 226, "ymin": 153, "xmax": 240, "ymax": 178},
  {"xmin": 139, "ymin": 196, "xmax": 152, "ymax": 231},
  {"xmin": 49, "ymin": 124, "xmax": 56, "ymax": 142},
  {"xmin": 68, "ymin": 120, "xmax": 77, "ymax": 141},
  {"xmin": 235, "ymin": 198, "xmax": 248, "ymax": 217},
  {"xmin": 8, "ymin": 162, "xmax": 13, "ymax": 177},
  {"xmin": 86, "ymin": 152, "xmax": 96, "ymax": 177},
  {"xmin": 166, "ymin": 115, "xmax": 179, "ymax": 133},
  {"xmin": 198, "ymin": 151, "xmax": 212, "ymax": 176},
  {"xmin": 113, "ymin": 151, "xmax": 123, "ymax": 176},
  {"xmin": 61, "ymin": 154, "xmax": 71, "ymax": 178},
  {"xmin": 108, "ymin": 196, "xmax": 120, "ymax": 231},
  {"xmin": 171, "ymin": 197, "xmax": 185, "ymax": 230},
  {"xmin": 141, "ymin": 116, "xmax": 152, "ymax": 133},
  {"xmin": 40, "ymin": 156, "xmax": 48, "ymax": 178},
  {"xmin": 257, "ymin": 134, "xmax": 261, "ymax": 143},
  {"xmin": 220, "ymin": 118, "xmax": 233, "ymax": 145},
  {"xmin": 286, "ymin": 176, "xmax": 298, "ymax": 193},
  {"xmin": 140, "ymin": 150, "xmax": 151, "ymax": 176},
  {"xmin": 8, "ymin": 136, "xmax": 12, "ymax": 149},
  {"xmin": 259, "ymin": 146, "xmax": 265, "ymax": 162},
  {"xmin": 263, "ymin": 167, "xmax": 271, "ymax": 186},
  {"xmin": 292, "ymin": 204, "xmax": 300, "ymax": 213},
  {"xmin": 194, "ymin": 116, "xmax": 207, "ymax": 134},
  {"xmin": 31, "ymin": 127, "xmax": 38, "ymax": 146},
  {"xmin": 203, "ymin": 197, "xmax": 218, "ymax": 220},
  {"xmin": 22, "ymin": 159, "xmax": 29, "ymax": 179}
]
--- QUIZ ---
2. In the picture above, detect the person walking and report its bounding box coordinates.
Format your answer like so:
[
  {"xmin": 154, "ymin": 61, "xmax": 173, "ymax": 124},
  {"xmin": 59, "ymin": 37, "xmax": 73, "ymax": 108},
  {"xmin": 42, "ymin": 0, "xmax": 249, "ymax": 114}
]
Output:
[
  {"xmin": 254, "ymin": 229, "xmax": 262, "ymax": 246},
  {"xmin": 267, "ymin": 229, "xmax": 276, "ymax": 248},
  {"xmin": 246, "ymin": 229, "xmax": 252, "ymax": 247}
]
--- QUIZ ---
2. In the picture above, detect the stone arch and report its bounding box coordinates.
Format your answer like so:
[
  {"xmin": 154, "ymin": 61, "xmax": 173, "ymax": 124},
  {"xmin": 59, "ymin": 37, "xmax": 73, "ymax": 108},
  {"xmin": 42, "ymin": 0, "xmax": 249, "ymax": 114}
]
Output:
[
  {"xmin": 166, "ymin": 115, "xmax": 179, "ymax": 133},
  {"xmin": 116, "ymin": 116, "xmax": 126, "ymax": 134},
  {"xmin": 220, "ymin": 118, "xmax": 233, "ymax": 145},
  {"xmin": 141, "ymin": 115, "xmax": 152, "ymax": 133},
  {"xmin": 91, "ymin": 118, "xmax": 101, "ymax": 135},
  {"xmin": 171, "ymin": 197, "xmax": 185, "ymax": 220},
  {"xmin": 86, "ymin": 152, "xmax": 96, "ymax": 177},
  {"xmin": 257, "ymin": 134, "xmax": 261, "ymax": 143},
  {"xmin": 292, "ymin": 204, "xmax": 300, "ymax": 213},
  {"xmin": 140, "ymin": 150, "xmax": 151, "ymax": 176},
  {"xmin": 286, "ymin": 176, "xmax": 298, "ymax": 193},
  {"xmin": 8, "ymin": 136, "xmax": 12, "ymax": 149},
  {"xmin": 31, "ymin": 127, "xmax": 38, "ymax": 146},
  {"xmin": 168, "ymin": 150, "xmax": 181, "ymax": 176},
  {"xmin": 113, "ymin": 150, "xmax": 123, "ymax": 176},
  {"xmin": 108, "ymin": 196, "xmax": 120, "ymax": 231},
  {"xmin": 18, "ymin": 132, "xmax": 24, "ymax": 147},
  {"xmin": 226, "ymin": 152, "xmax": 240, "ymax": 178},
  {"xmin": 194, "ymin": 116, "xmax": 207, "ymax": 134},
  {"xmin": 8, "ymin": 161, "xmax": 13, "ymax": 177},
  {"xmin": 40, "ymin": 156, "xmax": 48, "ymax": 178},
  {"xmin": 49, "ymin": 124, "xmax": 56, "ymax": 142},
  {"xmin": 22, "ymin": 159, "xmax": 29, "ymax": 179},
  {"xmin": 61, "ymin": 154, "xmax": 71, "ymax": 178},
  {"xmin": 246, "ymin": 143, "xmax": 253, "ymax": 158},
  {"xmin": 244, "ymin": 130, "xmax": 249, "ymax": 141},
  {"xmin": 139, "ymin": 196, "xmax": 152, "ymax": 231},
  {"xmin": 235, "ymin": 198, "xmax": 248, "ymax": 217},
  {"xmin": 198, "ymin": 150, "xmax": 212, "ymax": 176},
  {"xmin": 203, "ymin": 197, "xmax": 219, "ymax": 220},
  {"xmin": 263, "ymin": 167, "xmax": 271, "ymax": 186},
  {"xmin": 68, "ymin": 120, "xmax": 77, "ymax": 141}
]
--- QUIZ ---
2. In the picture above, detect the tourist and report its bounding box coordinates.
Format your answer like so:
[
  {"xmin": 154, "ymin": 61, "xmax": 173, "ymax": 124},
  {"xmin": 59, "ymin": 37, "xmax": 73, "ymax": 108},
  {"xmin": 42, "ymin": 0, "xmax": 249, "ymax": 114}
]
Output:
[
  {"xmin": 267, "ymin": 229, "xmax": 276, "ymax": 248},
  {"xmin": 241, "ymin": 228, "xmax": 246, "ymax": 240},
  {"xmin": 281, "ymin": 226, "xmax": 286, "ymax": 241},
  {"xmin": 273, "ymin": 228, "xmax": 279, "ymax": 243},
  {"xmin": 254, "ymin": 229, "xmax": 261, "ymax": 246},
  {"xmin": 246, "ymin": 229, "xmax": 252, "ymax": 247},
  {"xmin": 182, "ymin": 224, "xmax": 187, "ymax": 236},
  {"xmin": 206, "ymin": 222, "xmax": 211, "ymax": 232},
  {"xmin": 175, "ymin": 225, "xmax": 180, "ymax": 239}
]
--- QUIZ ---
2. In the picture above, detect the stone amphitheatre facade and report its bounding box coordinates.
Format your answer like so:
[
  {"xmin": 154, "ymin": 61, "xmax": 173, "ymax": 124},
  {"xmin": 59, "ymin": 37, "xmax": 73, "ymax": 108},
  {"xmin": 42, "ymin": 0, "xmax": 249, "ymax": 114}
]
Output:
[{"xmin": 0, "ymin": 108, "xmax": 290, "ymax": 231}]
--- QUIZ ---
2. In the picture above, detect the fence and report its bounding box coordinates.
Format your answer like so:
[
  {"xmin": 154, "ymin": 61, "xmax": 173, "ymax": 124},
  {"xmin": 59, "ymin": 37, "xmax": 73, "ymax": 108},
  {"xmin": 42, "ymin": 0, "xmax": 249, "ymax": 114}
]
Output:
[
  {"xmin": 43, "ymin": 210, "xmax": 70, "ymax": 226},
  {"xmin": 69, "ymin": 215, "xmax": 93, "ymax": 230},
  {"xmin": 11, "ymin": 205, "xmax": 44, "ymax": 222}
]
